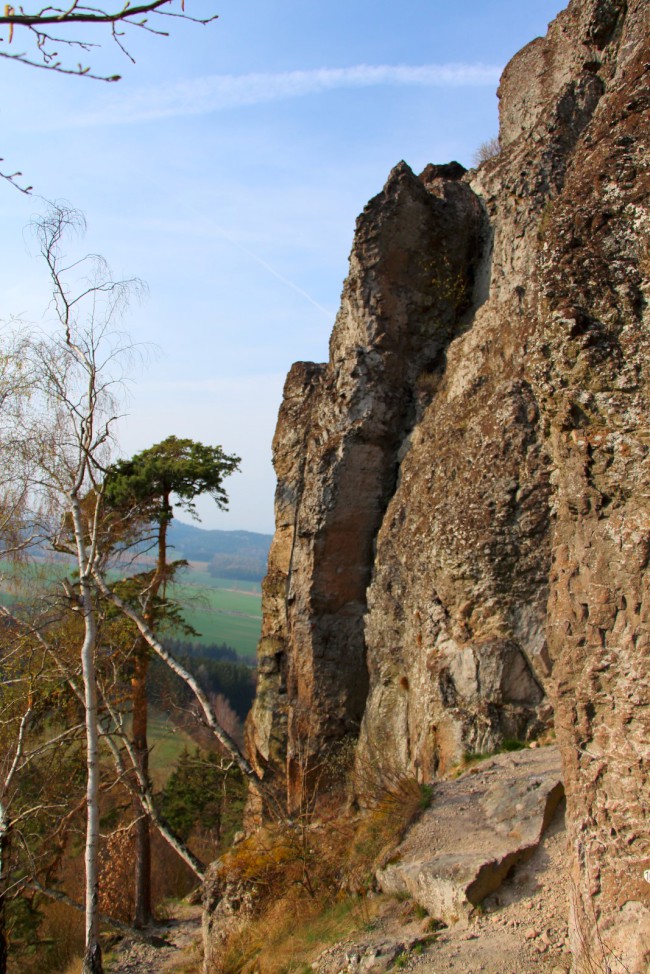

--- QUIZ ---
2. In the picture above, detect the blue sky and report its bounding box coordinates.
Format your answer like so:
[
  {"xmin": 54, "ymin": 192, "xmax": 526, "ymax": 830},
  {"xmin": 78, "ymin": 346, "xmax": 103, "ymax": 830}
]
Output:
[{"xmin": 0, "ymin": 0, "xmax": 565, "ymax": 534}]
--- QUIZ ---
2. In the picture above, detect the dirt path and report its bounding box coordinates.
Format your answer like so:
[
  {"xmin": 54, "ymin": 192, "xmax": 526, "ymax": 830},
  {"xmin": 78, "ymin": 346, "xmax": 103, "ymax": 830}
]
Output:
[
  {"xmin": 104, "ymin": 901, "xmax": 203, "ymax": 974},
  {"xmin": 109, "ymin": 751, "xmax": 572, "ymax": 974}
]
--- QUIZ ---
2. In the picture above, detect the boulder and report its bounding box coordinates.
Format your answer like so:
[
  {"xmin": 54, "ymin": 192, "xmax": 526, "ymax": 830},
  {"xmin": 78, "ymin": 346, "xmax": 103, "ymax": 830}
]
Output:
[{"xmin": 377, "ymin": 747, "xmax": 564, "ymax": 924}]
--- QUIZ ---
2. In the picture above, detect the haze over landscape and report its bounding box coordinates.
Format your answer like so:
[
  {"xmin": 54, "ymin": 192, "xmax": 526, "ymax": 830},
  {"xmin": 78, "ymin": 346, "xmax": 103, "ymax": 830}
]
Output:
[{"xmin": 0, "ymin": 1, "xmax": 565, "ymax": 533}]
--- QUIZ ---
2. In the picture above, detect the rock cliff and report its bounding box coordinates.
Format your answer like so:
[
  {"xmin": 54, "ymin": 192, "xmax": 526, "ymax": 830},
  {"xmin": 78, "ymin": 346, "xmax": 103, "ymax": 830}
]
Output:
[{"xmin": 246, "ymin": 0, "xmax": 649, "ymax": 970}]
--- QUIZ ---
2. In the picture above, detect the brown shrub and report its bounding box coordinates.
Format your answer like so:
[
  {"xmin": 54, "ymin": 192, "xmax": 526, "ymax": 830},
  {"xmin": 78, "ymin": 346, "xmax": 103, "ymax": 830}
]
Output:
[
  {"xmin": 473, "ymin": 135, "xmax": 501, "ymax": 166},
  {"xmin": 209, "ymin": 738, "xmax": 434, "ymax": 974},
  {"xmin": 98, "ymin": 826, "xmax": 135, "ymax": 922},
  {"xmin": 11, "ymin": 899, "xmax": 85, "ymax": 974}
]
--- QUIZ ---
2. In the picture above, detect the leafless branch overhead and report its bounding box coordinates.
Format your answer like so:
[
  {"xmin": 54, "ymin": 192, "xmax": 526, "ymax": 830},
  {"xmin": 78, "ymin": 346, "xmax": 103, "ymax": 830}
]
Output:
[{"xmin": 0, "ymin": 2, "xmax": 219, "ymax": 81}]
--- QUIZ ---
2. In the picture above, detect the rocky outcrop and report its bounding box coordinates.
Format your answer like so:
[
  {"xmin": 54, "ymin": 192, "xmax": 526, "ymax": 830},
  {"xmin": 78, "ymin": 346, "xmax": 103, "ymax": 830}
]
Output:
[
  {"xmin": 377, "ymin": 747, "xmax": 564, "ymax": 924},
  {"xmin": 524, "ymin": 4, "xmax": 650, "ymax": 968},
  {"xmin": 245, "ymin": 0, "xmax": 649, "ymax": 970},
  {"xmin": 246, "ymin": 161, "xmax": 486, "ymax": 797},
  {"xmin": 202, "ymin": 859, "xmax": 255, "ymax": 974}
]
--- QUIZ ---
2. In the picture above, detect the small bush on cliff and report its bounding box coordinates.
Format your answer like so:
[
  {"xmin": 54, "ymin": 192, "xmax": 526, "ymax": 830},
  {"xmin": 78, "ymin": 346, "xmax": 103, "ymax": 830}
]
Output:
[
  {"xmin": 213, "ymin": 818, "xmax": 359, "ymax": 974},
  {"xmin": 501, "ymin": 738, "xmax": 527, "ymax": 752},
  {"xmin": 472, "ymin": 135, "xmax": 500, "ymax": 166}
]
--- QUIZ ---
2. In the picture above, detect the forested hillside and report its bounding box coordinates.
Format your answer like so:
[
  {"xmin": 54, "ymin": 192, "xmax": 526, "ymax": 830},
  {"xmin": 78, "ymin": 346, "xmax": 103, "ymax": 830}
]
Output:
[{"xmin": 168, "ymin": 522, "xmax": 272, "ymax": 583}]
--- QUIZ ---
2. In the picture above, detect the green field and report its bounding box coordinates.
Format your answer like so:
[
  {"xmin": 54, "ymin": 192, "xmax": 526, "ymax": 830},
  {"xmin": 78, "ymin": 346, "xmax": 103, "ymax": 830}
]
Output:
[
  {"xmin": 170, "ymin": 564, "xmax": 262, "ymax": 660},
  {"xmin": 181, "ymin": 565, "xmax": 262, "ymax": 594},
  {"xmin": 0, "ymin": 558, "xmax": 68, "ymax": 600},
  {"xmin": 0, "ymin": 557, "xmax": 264, "ymax": 661}
]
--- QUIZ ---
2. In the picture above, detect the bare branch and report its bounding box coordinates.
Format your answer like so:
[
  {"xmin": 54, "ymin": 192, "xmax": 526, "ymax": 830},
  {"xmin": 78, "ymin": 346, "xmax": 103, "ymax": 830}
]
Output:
[
  {"xmin": 0, "ymin": 47, "xmax": 120, "ymax": 81},
  {"xmin": 98, "ymin": 690, "xmax": 206, "ymax": 879},
  {"xmin": 2, "ymin": 3, "xmax": 188, "ymax": 28},
  {"xmin": 92, "ymin": 567, "xmax": 259, "ymax": 784},
  {"xmin": 0, "ymin": 2, "xmax": 218, "ymax": 81},
  {"xmin": 27, "ymin": 879, "xmax": 139, "ymax": 934},
  {"xmin": 2, "ymin": 708, "xmax": 31, "ymax": 797},
  {"xmin": 0, "ymin": 161, "xmax": 33, "ymax": 194}
]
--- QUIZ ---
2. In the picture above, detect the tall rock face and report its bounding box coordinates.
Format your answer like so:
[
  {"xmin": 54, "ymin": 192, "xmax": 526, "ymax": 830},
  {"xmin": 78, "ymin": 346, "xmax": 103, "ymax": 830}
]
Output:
[
  {"xmin": 246, "ymin": 0, "xmax": 649, "ymax": 969},
  {"xmin": 522, "ymin": 3, "xmax": 650, "ymax": 968},
  {"xmin": 246, "ymin": 161, "xmax": 485, "ymax": 796}
]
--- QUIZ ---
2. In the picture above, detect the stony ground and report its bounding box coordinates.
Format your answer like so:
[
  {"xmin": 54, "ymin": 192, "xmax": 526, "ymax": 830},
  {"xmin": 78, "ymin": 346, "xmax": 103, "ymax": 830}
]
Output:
[
  {"xmin": 104, "ymin": 752, "xmax": 573, "ymax": 974},
  {"xmin": 103, "ymin": 810, "xmax": 571, "ymax": 974},
  {"xmin": 414, "ymin": 805, "xmax": 571, "ymax": 974},
  {"xmin": 103, "ymin": 900, "xmax": 203, "ymax": 974},
  {"xmin": 314, "ymin": 800, "xmax": 571, "ymax": 974}
]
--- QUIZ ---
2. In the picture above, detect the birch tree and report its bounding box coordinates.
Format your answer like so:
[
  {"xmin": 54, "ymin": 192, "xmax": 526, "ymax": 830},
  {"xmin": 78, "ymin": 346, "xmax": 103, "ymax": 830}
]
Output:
[
  {"xmin": 3, "ymin": 203, "xmax": 261, "ymax": 968},
  {"xmin": 20, "ymin": 203, "xmax": 142, "ymax": 974}
]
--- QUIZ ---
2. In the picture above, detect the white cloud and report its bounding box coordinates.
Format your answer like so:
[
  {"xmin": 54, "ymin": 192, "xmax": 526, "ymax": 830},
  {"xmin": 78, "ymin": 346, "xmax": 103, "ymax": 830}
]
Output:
[{"xmin": 65, "ymin": 63, "xmax": 503, "ymax": 127}]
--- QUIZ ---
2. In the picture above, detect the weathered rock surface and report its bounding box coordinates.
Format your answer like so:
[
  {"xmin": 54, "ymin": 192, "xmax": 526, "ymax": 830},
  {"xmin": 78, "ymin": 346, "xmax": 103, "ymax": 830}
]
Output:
[
  {"xmin": 202, "ymin": 859, "xmax": 255, "ymax": 974},
  {"xmin": 377, "ymin": 747, "xmax": 564, "ymax": 924},
  {"xmin": 523, "ymin": 19, "xmax": 650, "ymax": 974},
  {"xmin": 244, "ymin": 0, "xmax": 650, "ymax": 970},
  {"xmin": 246, "ymin": 160, "xmax": 486, "ymax": 797}
]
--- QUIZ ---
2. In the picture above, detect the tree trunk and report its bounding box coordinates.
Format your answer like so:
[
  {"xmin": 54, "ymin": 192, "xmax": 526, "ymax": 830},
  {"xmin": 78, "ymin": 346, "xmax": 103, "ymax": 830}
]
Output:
[
  {"xmin": 0, "ymin": 813, "xmax": 10, "ymax": 974},
  {"xmin": 132, "ymin": 639, "xmax": 151, "ymax": 928},
  {"xmin": 82, "ymin": 942, "xmax": 103, "ymax": 974},
  {"xmin": 80, "ymin": 594, "xmax": 102, "ymax": 974},
  {"xmin": 71, "ymin": 494, "xmax": 103, "ymax": 974},
  {"xmin": 131, "ymin": 506, "xmax": 168, "ymax": 927}
]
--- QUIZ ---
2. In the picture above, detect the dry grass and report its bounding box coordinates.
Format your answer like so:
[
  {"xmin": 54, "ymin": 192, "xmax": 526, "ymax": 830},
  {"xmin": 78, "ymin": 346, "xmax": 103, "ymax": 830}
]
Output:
[
  {"xmin": 211, "ymin": 815, "xmax": 356, "ymax": 973},
  {"xmin": 219, "ymin": 815, "xmax": 349, "ymax": 911},
  {"xmin": 217, "ymin": 891, "xmax": 385, "ymax": 974},
  {"xmin": 349, "ymin": 755, "xmax": 433, "ymax": 882},
  {"xmin": 347, "ymin": 779, "xmax": 431, "ymax": 892},
  {"xmin": 11, "ymin": 899, "xmax": 86, "ymax": 974},
  {"xmin": 211, "ymin": 764, "xmax": 432, "ymax": 974}
]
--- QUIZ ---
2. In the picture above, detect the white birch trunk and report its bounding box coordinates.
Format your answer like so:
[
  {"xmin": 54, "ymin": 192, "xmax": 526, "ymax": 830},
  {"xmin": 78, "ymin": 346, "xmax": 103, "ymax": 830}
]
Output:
[
  {"xmin": 0, "ymin": 803, "xmax": 9, "ymax": 974},
  {"xmin": 0, "ymin": 704, "xmax": 32, "ymax": 974},
  {"xmin": 71, "ymin": 495, "xmax": 103, "ymax": 974}
]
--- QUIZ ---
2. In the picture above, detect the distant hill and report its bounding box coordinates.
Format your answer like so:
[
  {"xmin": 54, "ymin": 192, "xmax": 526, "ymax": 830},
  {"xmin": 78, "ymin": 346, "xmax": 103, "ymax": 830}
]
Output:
[{"xmin": 168, "ymin": 522, "xmax": 273, "ymax": 582}]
